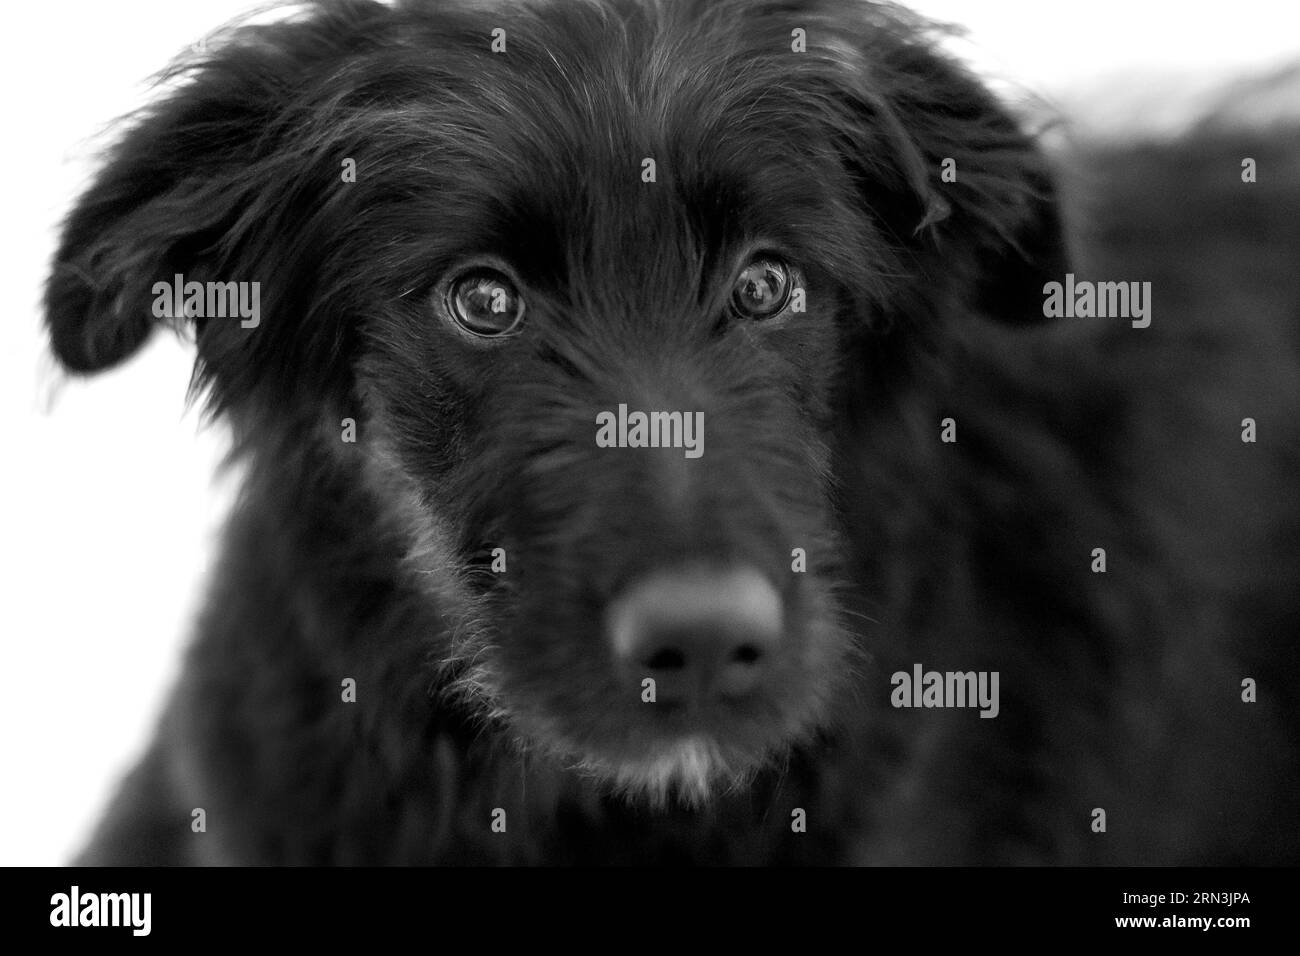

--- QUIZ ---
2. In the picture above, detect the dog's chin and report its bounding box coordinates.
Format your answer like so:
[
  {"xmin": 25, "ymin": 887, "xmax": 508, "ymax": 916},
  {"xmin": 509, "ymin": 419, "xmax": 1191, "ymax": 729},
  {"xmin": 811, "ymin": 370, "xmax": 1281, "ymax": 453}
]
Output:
[
  {"xmin": 502, "ymin": 700, "xmax": 817, "ymax": 807},
  {"xmin": 555, "ymin": 733, "xmax": 771, "ymax": 808}
]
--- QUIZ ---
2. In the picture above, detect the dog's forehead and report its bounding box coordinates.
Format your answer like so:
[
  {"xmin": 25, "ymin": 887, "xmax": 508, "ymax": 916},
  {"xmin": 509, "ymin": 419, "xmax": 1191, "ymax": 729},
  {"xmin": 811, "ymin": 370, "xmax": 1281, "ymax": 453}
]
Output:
[{"xmin": 395, "ymin": 1, "xmax": 872, "ymax": 284}]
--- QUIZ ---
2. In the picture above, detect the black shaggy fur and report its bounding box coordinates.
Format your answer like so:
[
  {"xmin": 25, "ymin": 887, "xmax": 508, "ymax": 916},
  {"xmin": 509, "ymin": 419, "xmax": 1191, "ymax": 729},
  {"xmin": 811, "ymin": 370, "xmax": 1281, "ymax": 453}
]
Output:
[{"xmin": 48, "ymin": 0, "xmax": 1299, "ymax": 865}]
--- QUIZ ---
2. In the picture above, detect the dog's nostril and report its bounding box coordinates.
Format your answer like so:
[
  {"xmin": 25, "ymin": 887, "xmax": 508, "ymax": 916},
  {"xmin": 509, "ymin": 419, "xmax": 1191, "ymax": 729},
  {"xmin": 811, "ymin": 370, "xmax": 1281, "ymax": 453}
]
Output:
[
  {"xmin": 644, "ymin": 647, "xmax": 687, "ymax": 671},
  {"xmin": 643, "ymin": 641, "xmax": 762, "ymax": 674}
]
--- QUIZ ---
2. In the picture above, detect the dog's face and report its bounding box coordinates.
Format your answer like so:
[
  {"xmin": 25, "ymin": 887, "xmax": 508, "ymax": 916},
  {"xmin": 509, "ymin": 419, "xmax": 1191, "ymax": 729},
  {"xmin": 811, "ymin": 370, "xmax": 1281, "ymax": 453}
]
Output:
[{"xmin": 47, "ymin": 0, "xmax": 1065, "ymax": 804}]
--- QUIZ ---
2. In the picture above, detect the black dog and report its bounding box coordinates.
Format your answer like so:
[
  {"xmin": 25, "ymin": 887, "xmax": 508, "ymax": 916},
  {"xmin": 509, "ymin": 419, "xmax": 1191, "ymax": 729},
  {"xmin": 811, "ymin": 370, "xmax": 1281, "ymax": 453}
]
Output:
[{"xmin": 48, "ymin": 0, "xmax": 1299, "ymax": 864}]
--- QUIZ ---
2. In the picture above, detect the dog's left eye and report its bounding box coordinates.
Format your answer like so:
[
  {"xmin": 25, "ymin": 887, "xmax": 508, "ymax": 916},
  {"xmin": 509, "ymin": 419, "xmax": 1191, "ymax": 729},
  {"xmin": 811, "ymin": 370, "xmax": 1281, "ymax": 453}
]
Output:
[
  {"xmin": 445, "ymin": 269, "xmax": 525, "ymax": 337},
  {"xmin": 731, "ymin": 257, "xmax": 794, "ymax": 320}
]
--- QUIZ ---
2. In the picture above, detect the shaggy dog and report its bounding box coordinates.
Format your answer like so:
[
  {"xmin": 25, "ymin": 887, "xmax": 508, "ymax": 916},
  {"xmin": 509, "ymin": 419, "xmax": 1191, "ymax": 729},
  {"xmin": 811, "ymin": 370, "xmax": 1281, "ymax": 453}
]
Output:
[{"xmin": 48, "ymin": 0, "xmax": 1299, "ymax": 864}]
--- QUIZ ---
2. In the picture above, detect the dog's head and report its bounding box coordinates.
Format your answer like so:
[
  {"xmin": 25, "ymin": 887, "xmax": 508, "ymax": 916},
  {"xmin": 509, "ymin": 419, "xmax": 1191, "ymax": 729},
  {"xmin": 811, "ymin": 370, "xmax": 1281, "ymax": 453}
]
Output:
[{"xmin": 47, "ymin": 0, "xmax": 1066, "ymax": 804}]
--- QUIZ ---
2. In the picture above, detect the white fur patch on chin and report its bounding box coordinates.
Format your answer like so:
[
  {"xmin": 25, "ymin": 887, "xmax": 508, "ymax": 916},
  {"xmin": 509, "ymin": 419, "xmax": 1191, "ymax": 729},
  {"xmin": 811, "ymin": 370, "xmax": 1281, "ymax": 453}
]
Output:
[{"xmin": 577, "ymin": 736, "xmax": 736, "ymax": 807}]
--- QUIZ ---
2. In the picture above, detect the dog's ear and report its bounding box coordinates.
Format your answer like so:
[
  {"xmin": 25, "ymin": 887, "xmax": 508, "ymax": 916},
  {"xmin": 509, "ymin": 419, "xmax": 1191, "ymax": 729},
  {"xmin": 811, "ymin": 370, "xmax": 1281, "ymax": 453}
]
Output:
[
  {"xmin": 810, "ymin": 9, "xmax": 1070, "ymax": 327},
  {"xmin": 45, "ymin": 93, "xmax": 232, "ymax": 374},
  {"xmin": 44, "ymin": 2, "xmax": 393, "ymax": 380}
]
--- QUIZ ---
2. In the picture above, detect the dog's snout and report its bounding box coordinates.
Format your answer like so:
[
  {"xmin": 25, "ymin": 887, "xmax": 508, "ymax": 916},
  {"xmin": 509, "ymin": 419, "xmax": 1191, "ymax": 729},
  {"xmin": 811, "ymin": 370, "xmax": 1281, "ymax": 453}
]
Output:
[{"xmin": 608, "ymin": 567, "xmax": 782, "ymax": 704}]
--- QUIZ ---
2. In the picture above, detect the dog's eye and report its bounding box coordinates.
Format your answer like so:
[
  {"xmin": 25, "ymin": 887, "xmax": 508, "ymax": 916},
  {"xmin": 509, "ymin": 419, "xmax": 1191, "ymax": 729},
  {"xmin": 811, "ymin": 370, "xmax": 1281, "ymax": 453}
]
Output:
[
  {"xmin": 446, "ymin": 269, "xmax": 525, "ymax": 337},
  {"xmin": 731, "ymin": 257, "xmax": 793, "ymax": 320}
]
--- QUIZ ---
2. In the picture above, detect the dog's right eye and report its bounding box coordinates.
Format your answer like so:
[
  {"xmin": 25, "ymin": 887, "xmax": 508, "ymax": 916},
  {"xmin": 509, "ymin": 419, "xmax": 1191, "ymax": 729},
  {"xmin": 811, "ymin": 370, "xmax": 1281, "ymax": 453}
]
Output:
[
  {"xmin": 445, "ymin": 269, "xmax": 525, "ymax": 337},
  {"xmin": 731, "ymin": 256, "xmax": 794, "ymax": 321}
]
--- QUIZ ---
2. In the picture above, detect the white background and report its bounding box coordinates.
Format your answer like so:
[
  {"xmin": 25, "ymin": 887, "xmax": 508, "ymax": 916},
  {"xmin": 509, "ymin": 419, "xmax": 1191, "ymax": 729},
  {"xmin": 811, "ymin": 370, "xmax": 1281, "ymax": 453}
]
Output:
[{"xmin": 2, "ymin": 0, "xmax": 1298, "ymax": 866}]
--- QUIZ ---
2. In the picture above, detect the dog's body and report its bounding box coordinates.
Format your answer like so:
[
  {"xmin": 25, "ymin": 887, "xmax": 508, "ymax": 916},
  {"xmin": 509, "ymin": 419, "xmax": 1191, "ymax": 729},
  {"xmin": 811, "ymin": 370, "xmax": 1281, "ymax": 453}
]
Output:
[{"xmin": 50, "ymin": 0, "xmax": 1299, "ymax": 865}]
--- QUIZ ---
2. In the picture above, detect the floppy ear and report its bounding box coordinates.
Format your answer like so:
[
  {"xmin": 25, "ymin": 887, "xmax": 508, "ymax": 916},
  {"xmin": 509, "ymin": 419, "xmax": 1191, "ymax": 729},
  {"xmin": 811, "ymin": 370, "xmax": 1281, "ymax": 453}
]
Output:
[
  {"xmin": 882, "ymin": 48, "xmax": 1070, "ymax": 327},
  {"xmin": 812, "ymin": 7, "xmax": 1071, "ymax": 328},
  {"xmin": 44, "ymin": 92, "xmax": 247, "ymax": 374},
  {"xmin": 44, "ymin": 1, "xmax": 395, "ymax": 395}
]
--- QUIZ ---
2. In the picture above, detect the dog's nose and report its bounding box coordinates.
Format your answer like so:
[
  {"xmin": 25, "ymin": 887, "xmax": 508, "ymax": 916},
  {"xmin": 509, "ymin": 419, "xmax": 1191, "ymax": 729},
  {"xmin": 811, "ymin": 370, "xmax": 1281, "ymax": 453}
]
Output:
[{"xmin": 607, "ymin": 566, "xmax": 782, "ymax": 705}]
